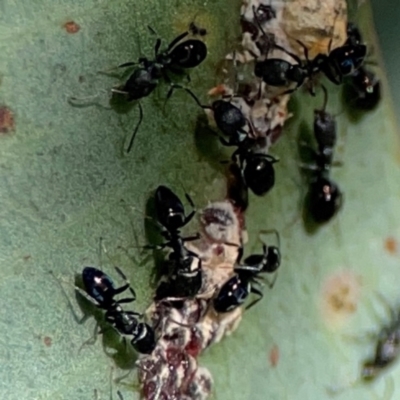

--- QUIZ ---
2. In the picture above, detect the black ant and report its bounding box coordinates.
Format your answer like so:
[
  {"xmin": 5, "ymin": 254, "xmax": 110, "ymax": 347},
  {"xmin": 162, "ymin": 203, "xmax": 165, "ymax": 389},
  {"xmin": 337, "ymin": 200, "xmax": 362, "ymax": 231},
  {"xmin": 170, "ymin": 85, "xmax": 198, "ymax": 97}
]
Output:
[
  {"xmin": 178, "ymin": 84, "xmax": 253, "ymax": 146},
  {"xmin": 147, "ymin": 185, "xmax": 203, "ymax": 301},
  {"xmin": 213, "ymin": 230, "xmax": 281, "ymax": 313},
  {"xmin": 231, "ymin": 136, "xmax": 279, "ymax": 196},
  {"xmin": 343, "ymin": 22, "xmax": 381, "ymax": 111},
  {"xmin": 77, "ymin": 266, "xmax": 156, "ymax": 354},
  {"xmin": 112, "ymin": 25, "xmax": 207, "ymax": 152},
  {"xmin": 180, "ymin": 87, "xmax": 278, "ymax": 197},
  {"xmin": 302, "ymin": 86, "xmax": 342, "ymax": 223},
  {"xmin": 253, "ymin": 12, "xmax": 367, "ymax": 95}
]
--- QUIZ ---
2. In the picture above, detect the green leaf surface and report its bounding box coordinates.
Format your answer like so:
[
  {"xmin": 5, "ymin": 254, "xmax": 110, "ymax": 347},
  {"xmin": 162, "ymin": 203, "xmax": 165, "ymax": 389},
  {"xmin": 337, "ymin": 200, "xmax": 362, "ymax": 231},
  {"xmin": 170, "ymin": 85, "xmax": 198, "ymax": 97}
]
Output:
[{"xmin": 1, "ymin": 1, "xmax": 400, "ymax": 400}]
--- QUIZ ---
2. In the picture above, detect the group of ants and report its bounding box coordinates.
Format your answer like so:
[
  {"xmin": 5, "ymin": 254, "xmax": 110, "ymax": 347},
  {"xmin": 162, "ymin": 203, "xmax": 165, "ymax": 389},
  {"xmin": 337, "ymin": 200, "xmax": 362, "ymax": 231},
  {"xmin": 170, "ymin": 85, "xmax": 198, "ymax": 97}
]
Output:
[{"xmin": 67, "ymin": 7, "xmax": 400, "ymax": 397}]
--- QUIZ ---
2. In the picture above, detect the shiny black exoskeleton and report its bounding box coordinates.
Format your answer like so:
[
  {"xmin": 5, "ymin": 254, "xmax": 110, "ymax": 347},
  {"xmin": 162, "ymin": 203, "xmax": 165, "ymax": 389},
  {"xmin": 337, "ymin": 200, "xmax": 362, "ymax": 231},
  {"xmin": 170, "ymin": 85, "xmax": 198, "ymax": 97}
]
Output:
[
  {"xmin": 231, "ymin": 136, "xmax": 279, "ymax": 197},
  {"xmin": 303, "ymin": 88, "xmax": 342, "ymax": 223},
  {"xmin": 214, "ymin": 230, "xmax": 281, "ymax": 313},
  {"xmin": 254, "ymin": 14, "xmax": 367, "ymax": 94},
  {"xmin": 254, "ymin": 42, "xmax": 313, "ymax": 94},
  {"xmin": 79, "ymin": 266, "xmax": 156, "ymax": 354},
  {"xmin": 113, "ymin": 26, "xmax": 207, "ymax": 152},
  {"xmin": 344, "ymin": 23, "xmax": 381, "ymax": 111},
  {"xmin": 313, "ymin": 41, "xmax": 366, "ymax": 86},
  {"xmin": 151, "ymin": 185, "xmax": 203, "ymax": 301},
  {"xmin": 180, "ymin": 87, "xmax": 277, "ymax": 196},
  {"xmin": 181, "ymin": 86, "xmax": 252, "ymax": 146}
]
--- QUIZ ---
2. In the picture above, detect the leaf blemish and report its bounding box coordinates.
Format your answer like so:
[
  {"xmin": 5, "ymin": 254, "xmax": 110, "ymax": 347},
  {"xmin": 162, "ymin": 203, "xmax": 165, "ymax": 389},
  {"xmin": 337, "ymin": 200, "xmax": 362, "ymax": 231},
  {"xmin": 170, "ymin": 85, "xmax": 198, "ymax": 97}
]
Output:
[
  {"xmin": 269, "ymin": 344, "xmax": 279, "ymax": 367},
  {"xmin": 43, "ymin": 336, "xmax": 52, "ymax": 347},
  {"xmin": 384, "ymin": 237, "xmax": 398, "ymax": 255},
  {"xmin": 63, "ymin": 20, "xmax": 80, "ymax": 34},
  {"xmin": 0, "ymin": 105, "xmax": 15, "ymax": 134},
  {"xmin": 320, "ymin": 270, "xmax": 362, "ymax": 328}
]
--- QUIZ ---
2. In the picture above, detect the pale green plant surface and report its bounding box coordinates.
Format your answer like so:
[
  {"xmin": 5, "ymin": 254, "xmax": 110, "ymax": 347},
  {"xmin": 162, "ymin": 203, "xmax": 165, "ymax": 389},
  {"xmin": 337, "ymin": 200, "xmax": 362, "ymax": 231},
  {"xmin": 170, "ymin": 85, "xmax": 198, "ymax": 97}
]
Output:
[{"xmin": 1, "ymin": 1, "xmax": 400, "ymax": 400}]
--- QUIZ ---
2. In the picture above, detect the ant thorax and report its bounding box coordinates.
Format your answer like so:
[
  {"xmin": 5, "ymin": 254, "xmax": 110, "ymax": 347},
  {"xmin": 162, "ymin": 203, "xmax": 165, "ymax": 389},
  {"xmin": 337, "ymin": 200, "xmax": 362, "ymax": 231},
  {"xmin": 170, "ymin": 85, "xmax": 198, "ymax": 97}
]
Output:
[{"xmin": 207, "ymin": 83, "xmax": 291, "ymax": 146}]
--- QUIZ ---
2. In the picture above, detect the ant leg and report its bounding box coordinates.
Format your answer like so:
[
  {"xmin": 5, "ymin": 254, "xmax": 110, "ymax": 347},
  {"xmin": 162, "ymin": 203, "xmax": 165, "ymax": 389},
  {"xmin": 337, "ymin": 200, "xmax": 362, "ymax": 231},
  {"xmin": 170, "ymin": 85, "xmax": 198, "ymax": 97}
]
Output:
[
  {"xmin": 114, "ymin": 266, "xmax": 137, "ymax": 299},
  {"xmin": 146, "ymin": 26, "xmax": 162, "ymax": 57},
  {"xmin": 165, "ymin": 83, "xmax": 183, "ymax": 103},
  {"xmin": 319, "ymin": 84, "xmax": 329, "ymax": 112},
  {"xmin": 258, "ymin": 228, "xmax": 281, "ymax": 250},
  {"xmin": 236, "ymin": 245, "xmax": 244, "ymax": 264},
  {"xmin": 189, "ymin": 21, "xmax": 207, "ymax": 37},
  {"xmin": 116, "ymin": 391, "xmax": 124, "ymax": 400},
  {"xmin": 182, "ymin": 233, "xmax": 201, "ymax": 242},
  {"xmin": 264, "ymin": 272, "xmax": 278, "ymax": 289},
  {"xmin": 167, "ymin": 31, "xmax": 189, "ymax": 52},
  {"xmin": 219, "ymin": 136, "xmax": 233, "ymax": 147},
  {"xmin": 298, "ymin": 162, "xmax": 319, "ymax": 171},
  {"xmin": 48, "ymin": 270, "xmax": 89, "ymax": 324},
  {"xmin": 143, "ymin": 240, "xmax": 170, "ymax": 251},
  {"xmin": 180, "ymin": 86, "xmax": 211, "ymax": 110},
  {"xmin": 111, "ymin": 88, "xmax": 130, "ymax": 96},
  {"xmin": 273, "ymin": 43, "xmax": 302, "ymax": 64},
  {"xmin": 117, "ymin": 61, "xmax": 137, "ymax": 69},
  {"xmin": 78, "ymin": 322, "xmax": 102, "ymax": 352},
  {"xmin": 126, "ymin": 102, "xmax": 143, "ymax": 153},
  {"xmin": 245, "ymin": 286, "xmax": 263, "ymax": 310},
  {"xmin": 294, "ymin": 40, "xmax": 311, "ymax": 62}
]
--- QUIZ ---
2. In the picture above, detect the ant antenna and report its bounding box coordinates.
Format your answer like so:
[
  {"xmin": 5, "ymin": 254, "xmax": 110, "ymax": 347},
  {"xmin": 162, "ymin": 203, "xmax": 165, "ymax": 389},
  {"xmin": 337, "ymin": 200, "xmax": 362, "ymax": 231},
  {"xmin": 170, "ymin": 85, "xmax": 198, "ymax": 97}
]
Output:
[
  {"xmin": 252, "ymin": 6, "xmax": 268, "ymax": 42},
  {"xmin": 126, "ymin": 102, "xmax": 143, "ymax": 153},
  {"xmin": 321, "ymin": 84, "xmax": 328, "ymax": 112},
  {"xmin": 179, "ymin": 86, "xmax": 212, "ymax": 110},
  {"xmin": 258, "ymin": 228, "xmax": 281, "ymax": 250}
]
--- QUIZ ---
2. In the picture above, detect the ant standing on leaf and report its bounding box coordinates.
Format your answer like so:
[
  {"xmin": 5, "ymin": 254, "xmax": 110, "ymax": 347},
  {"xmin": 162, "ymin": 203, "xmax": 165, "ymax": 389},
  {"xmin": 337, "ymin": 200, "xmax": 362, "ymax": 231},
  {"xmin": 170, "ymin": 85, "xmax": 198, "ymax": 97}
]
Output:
[
  {"xmin": 70, "ymin": 23, "xmax": 207, "ymax": 154},
  {"xmin": 253, "ymin": 9, "xmax": 367, "ymax": 96},
  {"xmin": 76, "ymin": 266, "xmax": 157, "ymax": 354},
  {"xmin": 112, "ymin": 24, "xmax": 207, "ymax": 153},
  {"xmin": 180, "ymin": 86, "xmax": 279, "ymax": 198},
  {"xmin": 300, "ymin": 86, "xmax": 343, "ymax": 223},
  {"xmin": 213, "ymin": 229, "xmax": 281, "ymax": 313},
  {"xmin": 144, "ymin": 185, "xmax": 204, "ymax": 303},
  {"xmin": 343, "ymin": 22, "xmax": 381, "ymax": 111}
]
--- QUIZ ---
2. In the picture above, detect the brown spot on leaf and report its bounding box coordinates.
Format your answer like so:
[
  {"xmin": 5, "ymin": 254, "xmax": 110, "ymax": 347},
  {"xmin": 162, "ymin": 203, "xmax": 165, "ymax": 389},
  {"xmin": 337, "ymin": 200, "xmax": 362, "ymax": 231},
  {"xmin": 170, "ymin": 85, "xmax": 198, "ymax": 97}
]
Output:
[
  {"xmin": 269, "ymin": 344, "xmax": 279, "ymax": 367},
  {"xmin": 320, "ymin": 270, "xmax": 362, "ymax": 329},
  {"xmin": 23, "ymin": 255, "xmax": 31, "ymax": 261},
  {"xmin": 0, "ymin": 106, "xmax": 15, "ymax": 134},
  {"xmin": 63, "ymin": 20, "xmax": 80, "ymax": 34},
  {"xmin": 385, "ymin": 237, "xmax": 397, "ymax": 255},
  {"xmin": 43, "ymin": 336, "xmax": 52, "ymax": 347}
]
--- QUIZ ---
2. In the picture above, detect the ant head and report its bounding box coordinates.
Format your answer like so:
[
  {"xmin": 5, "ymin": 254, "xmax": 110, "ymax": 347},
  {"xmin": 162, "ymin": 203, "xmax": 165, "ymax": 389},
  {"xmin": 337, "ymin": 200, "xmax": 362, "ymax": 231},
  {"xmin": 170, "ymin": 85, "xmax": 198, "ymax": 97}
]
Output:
[
  {"xmin": 346, "ymin": 22, "xmax": 362, "ymax": 46},
  {"xmin": 155, "ymin": 186, "xmax": 186, "ymax": 231},
  {"xmin": 264, "ymin": 246, "xmax": 281, "ymax": 273},
  {"xmin": 331, "ymin": 44, "xmax": 367, "ymax": 76},
  {"xmin": 243, "ymin": 154, "xmax": 278, "ymax": 196},
  {"xmin": 169, "ymin": 39, "xmax": 207, "ymax": 69},
  {"xmin": 82, "ymin": 266, "xmax": 115, "ymax": 304},
  {"xmin": 308, "ymin": 177, "xmax": 342, "ymax": 223}
]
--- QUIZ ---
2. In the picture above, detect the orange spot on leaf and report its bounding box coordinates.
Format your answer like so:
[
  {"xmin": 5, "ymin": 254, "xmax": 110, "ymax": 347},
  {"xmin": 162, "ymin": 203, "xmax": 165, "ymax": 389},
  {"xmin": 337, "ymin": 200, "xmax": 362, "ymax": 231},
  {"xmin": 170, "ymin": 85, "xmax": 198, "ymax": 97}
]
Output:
[
  {"xmin": 269, "ymin": 344, "xmax": 279, "ymax": 367},
  {"xmin": 43, "ymin": 336, "xmax": 52, "ymax": 347},
  {"xmin": 63, "ymin": 20, "xmax": 80, "ymax": 34},
  {"xmin": 385, "ymin": 237, "xmax": 397, "ymax": 255},
  {"xmin": 320, "ymin": 270, "xmax": 362, "ymax": 329},
  {"xmin": 0, "ymin": 106, "xmax": 15, "ymax": 134}
]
